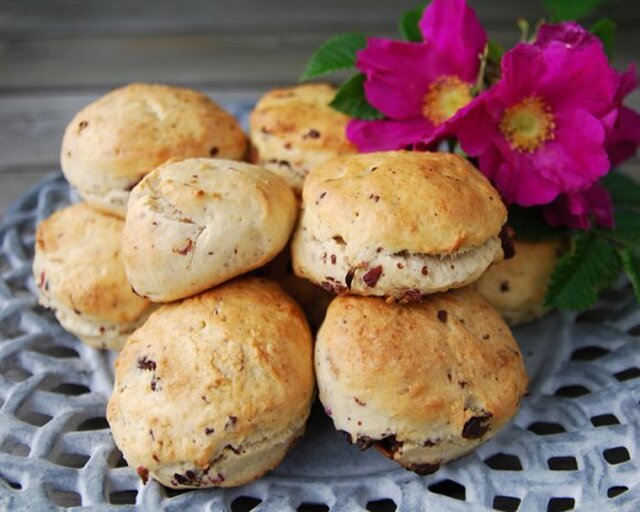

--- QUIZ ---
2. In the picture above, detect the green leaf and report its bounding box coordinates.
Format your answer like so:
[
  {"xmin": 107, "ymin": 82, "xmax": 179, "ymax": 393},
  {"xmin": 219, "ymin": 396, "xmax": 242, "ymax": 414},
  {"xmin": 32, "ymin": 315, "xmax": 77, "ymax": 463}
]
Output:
[
  {"xmin": 605, "ymin": 210, "xmax": 640, "ymax": 247},
  {"xmin": 542, "ymin": 0, "xmax": 613, "ymax": 21},
  {"xmin": 545, "ymin": 232, "xmax": 622, "ymax": 310},
  {"xmin": 487, "ymin": 40, "xmax": 506, "ymax": 63},
  {"xmin": 507, "ymin": 205, "xmax": 565, "ymax": 241},
  {"xmin": 329, "ymin": 74, "xmax": 384, "ymax": 120},
  {"xmin": 590, "ymin": 18, "xmax": 616, "ymax": 59},
  {"xmin": 300, "ymin": 33, "xmax": 367, "ymax": 81},
  {"xmin": 602, "ymin": 172, "xmax": 640, "ymax": 208},
  {"xmin": 399, "ymin": 6, "xmax": 425, "ymax": 42},
  {"xmin": 619, "ymin": 248, "xmax": 640, "ymax": 303}
]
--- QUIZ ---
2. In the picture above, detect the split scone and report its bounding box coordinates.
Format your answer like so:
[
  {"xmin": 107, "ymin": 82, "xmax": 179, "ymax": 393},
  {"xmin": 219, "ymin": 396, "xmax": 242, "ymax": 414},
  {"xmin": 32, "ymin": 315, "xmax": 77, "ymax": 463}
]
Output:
[
  {"xmin": 315, "ymin": 288, "xmax": 528, "ymax": 474},
  {"xmin": 61, "ymin": 83, "xmax": 247, "ymax": 217},
  {"xmin": 249, "ymin": 83, "xmax": 357, "ymax": 194},
  {"xmin": 107, "ymin": 278, "xmax": 314, "ymax": 488},
  {"xmin": 475, "ymin": 238, "xmax": 564, "ymax": 326},
  {"xmin": 122, "ymin": 158, "xmax": 297, "ymax": 302},
  {"xmin": 33, "ymin": 203, "xmax": 153, "ymax": 350},
  {"xmin": 292, "ymin": 151, "xmax": 510, "ymax": 301}
]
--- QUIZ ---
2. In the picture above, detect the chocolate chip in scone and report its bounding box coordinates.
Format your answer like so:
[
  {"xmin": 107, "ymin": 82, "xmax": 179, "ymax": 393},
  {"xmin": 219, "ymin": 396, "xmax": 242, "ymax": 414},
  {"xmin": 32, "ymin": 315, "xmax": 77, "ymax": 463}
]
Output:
[
  {"xmin": 137, "ymin": 356, "xmax": 156, "ymax": 371},
  {"xmin": 330, "ymin": 254, "xmax": 337, "ymax": 265},
  {"xmin": 437, "ymin": 310, "xmax": 448, "ymax": 322},
  {"xmin": 499, "ymin": 226, "xmax": 515, "ymax": 259},
  {"xmin": 137, "ymin": 466, "xmax": 149, "ymax": 484},
  {"xmin": 345, "ymin": 268, "xmax": 356, "ymax": 289},
  {"xmin": 376, "ymin": 434, "xmax": 404, "ymax": 456},
  {"xmin": 225, "ymin": 416, "xmax": 237, "ymax": 430},
  {"xmin": 369, "ymin": 194, "xmax": 380, "ymax": 202},
  {"xmin": 402, "ymin": 289, "xmax": 422, "ymax": 303},
  {"xmin": 150, "ymin": 376, "xmax": 161, "ymax": 392},
  {"xmin": 363, "ymin": 265, "xmax": 383, "ymax": 288},
  {"xmin": 356, "ymin": 436, "xmax": 375, "ymax": 450},
  {"xmin": 204, "ymin": 427, "xmax": 215, "ymax": 435},
  {"xmin": 78, "ymin": 120, "xmax": 88, "ymax": 131},
  {"xmin": 421, "ymin": 266, "xmax": 429, "ymax": 275},
  {"xmin": 209, "ymin": 146, "xmax": 219, "ymax": 156},
  {"xmin": 225, "ymin": 444, "xmax": 242, "ymax": 455},
  {"xmin": 423, "ymin": 438, "xmax": 438, "ymax": 447},
  {"xmin": 354, "ymin": 396, "xmax": 366, "ymax": 406},
  {"xmin": 409, "ymin": 462, "xmax": 440, "ymax": 475},
  {"xmin": 303, "ymin": 128, "xmax": 321, "ymax": 139},
  {"xmin": 462, "ymin": 412, "xmax": 493, "ymax": 439},
  {"xmin": 333, "ymin": 235, "xmax": 346, "ymax": 245}
]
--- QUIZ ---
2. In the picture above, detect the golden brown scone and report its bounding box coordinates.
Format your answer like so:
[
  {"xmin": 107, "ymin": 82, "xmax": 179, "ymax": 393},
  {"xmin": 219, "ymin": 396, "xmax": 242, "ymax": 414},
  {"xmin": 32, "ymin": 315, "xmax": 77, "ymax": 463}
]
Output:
[
  {"xmin": 315, "ymin": 288, "xmax": 527, "ymax": 474},
  {"xmin": 249, "ymin": 83, "xmax": 357, "ymax": 194},
  {"xmin": 33, "ymin": 203, "xmax": 154, "ymax": 350},
  {"xmin": 122, "ymin": 158, "xmax": 297, "ymax": 303},
  {"xmin": 107, "ymin": 277, "xmax": 314, "ymax": 488},
  {"xmin": 475, "ymin": 238, "xmax": 564, "ymax": 325},
  {"xmin": 61, "ymin": 83, "xmax": 247, "ymax": 217},
  {"xmin": 292, "ymin": 151, "xmax": 509, "ymax": 301},
  {"xmin": 256, "ymin": 244, "xmax": 332, "ymax": 332}
]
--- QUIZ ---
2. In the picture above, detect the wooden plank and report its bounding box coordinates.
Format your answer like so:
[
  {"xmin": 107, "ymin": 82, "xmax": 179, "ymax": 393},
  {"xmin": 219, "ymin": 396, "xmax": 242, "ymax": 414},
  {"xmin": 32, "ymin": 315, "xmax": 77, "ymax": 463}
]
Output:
[
  {"xmin": 1, "ymin": 29, "xmax": 638, "ymax": 92},
  {"xmin": 0, "ymin": 0, "xmax": 556, "ymax": 37}
]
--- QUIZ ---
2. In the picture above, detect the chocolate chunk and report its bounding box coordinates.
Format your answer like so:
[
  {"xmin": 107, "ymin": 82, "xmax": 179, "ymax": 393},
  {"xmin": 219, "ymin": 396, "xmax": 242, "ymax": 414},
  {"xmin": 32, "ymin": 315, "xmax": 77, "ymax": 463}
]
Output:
[
  {"xmin": 303, "ymin": 128, "xmax": 321, "ymax": 139},
  {"xmin": 356, "ymin": 436, "xmax": 375, "ymax": 450},
  {"xmin": 150, "ymin": 376, "xmax": 160, "ymax": 392},
  {"xmin": 409, "ymin": 462, "xmax": 440, "ymax": 475},
  {"xmin": 321, "ymin": 277, "xmax": 347, "ymax": 294},
  {"xmin": 462, "ymin": 412, "xmax": 493, "ymax": 439},
  {"xmin": 500, "ymin": 281, "xmax": 510, "ymax": 292},
  {"xmin": 209, "ymin": 146, "xmax": 219, "ymax": 156},
  {"xmin": 376, "ymin": 435, "xmax": 404, "ymax": 456},
  {"xmin": 437, "ymin": 310, "xmax": 448, "ymax": 322},
  {"xmin": 369, "ymin": 194, "xmax": 380, "ymax": 202},
  {"xmin": 421, "ymin": 266, "xmax": 429, "ymax": 276},
  {"xmin": 225, "ymin": 416, "xmax": 237, "ymax": 430},
  {"xmin": 137, "ymin": 356, "xmax": 156, "ymax": 371},
  {"xmin": 499, "ymin": 226, "xmax": 515, "ymax": 259},
  {"xmin": 137, "ymin": 466, "xmax": 149, "ymax": 484},
  {"xmin": 402, "ymin": 289, "xmax": 422, "ymax": 303},
  {"xmin": 345, "ymin": 268, "xmax": 356, "ymax": 289},
  {"xmin": 78, "ymin": 120, "xmax": 88, "ymax": 130},
  {"xmin": 354, "ymin": 396, "xmax": 366, "ymax": 406},
  {"xmin": 330, "ymin": 254, "xmax": 337, "ymax": 265},
  {"xmin": 423, "ymin": 439, "xmax": 438, "ymax": 447},
  {"xmin": 225, "ymin": 444, "xmax": 242, "ymax": 455},
  {"xmin": 204, "ymin": 427, "xmax": 215, "ymax": 435},
  {"xmin": 333, "ymin": 235, "xmax": 346, "ymax": 245},
  {"xmin": 362, "ymin": 265, "xmax": 383, "ymax": 288}
]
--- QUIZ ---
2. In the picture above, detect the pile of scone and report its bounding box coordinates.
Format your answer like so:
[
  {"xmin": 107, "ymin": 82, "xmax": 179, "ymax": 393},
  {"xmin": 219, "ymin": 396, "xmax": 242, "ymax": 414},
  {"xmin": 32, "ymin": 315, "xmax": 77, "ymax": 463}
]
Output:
[{"xmin": 32, "ymin": 82, "xmax": 562, "ymax": 489}]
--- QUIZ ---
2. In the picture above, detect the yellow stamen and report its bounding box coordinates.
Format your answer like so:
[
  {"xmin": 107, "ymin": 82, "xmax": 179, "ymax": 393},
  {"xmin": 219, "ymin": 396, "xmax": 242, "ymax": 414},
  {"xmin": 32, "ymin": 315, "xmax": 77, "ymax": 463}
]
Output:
[
  {"xmin": 500, "ymin": 96, "xmax": 555, "ymax": 153},
  {"xmin": 422, "ymin": 76, "xmax": 473, "ymax": 126}
]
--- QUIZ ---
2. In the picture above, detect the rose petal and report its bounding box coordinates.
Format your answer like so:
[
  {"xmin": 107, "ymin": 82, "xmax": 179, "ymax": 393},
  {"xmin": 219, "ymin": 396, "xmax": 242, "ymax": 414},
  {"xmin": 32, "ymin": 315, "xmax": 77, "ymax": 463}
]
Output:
[
  {"xmin": 347, "ymin": 117, "xmax": 436, "ymax": 152},
  {"xmin": 418, "ymin": 0, "xmax": 487, "ymax": 82},
  {"xmin": 535, "ymin": 22, "xmax": 600, "ymax": 50},
  {"xmin": 357, "ymin": 38, "xmax": 436, "ymax": 119}
]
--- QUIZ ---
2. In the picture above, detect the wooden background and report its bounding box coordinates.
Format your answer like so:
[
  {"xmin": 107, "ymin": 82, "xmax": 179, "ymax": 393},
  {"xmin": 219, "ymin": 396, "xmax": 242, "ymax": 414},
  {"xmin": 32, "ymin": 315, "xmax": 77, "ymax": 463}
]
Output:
[{"xmin": 0, "ymin": 0, "xmax": 639, "ymax": 214}]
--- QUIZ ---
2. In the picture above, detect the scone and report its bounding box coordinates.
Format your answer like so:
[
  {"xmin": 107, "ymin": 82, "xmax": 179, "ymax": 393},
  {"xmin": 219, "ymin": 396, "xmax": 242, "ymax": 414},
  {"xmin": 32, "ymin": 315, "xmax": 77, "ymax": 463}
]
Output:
[
  {"xmin": 122, "ymin": 158, "xmax": 297, "ymax": 302},
  {"xmin": 316, "ymin": 288, "xmax": 528, "ymax": 474},
  {"xmin": 107, "ymin": 277, "xmax": 314, "ymax": 488},
  {"xmin": 292, "ymin": 151, "xmax": 510, "ymax": 301},
  {"xmin": 61, "ymin": 83, "xmax": 247, "ymax": 217},
  {"xmin": 475, "ymin": 238, "xmax": 564, "ymax": 326},
  {"xmin": 33, "ymin": 203, "xmax": 154, "ymax": 350},
  {"xmin": 256, "ymin": 245, "xmax": 332, "ymax": 332},
  {"xmin": 249, "ymin": 83, "xmax": 356, "ymax": 194}
]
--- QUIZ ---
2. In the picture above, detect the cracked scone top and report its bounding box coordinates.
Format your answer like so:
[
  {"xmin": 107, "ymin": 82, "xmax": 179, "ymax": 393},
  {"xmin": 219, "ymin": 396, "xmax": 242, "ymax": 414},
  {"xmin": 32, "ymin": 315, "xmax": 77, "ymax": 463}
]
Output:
[
  {"xmin": 32, "ymin": 203, "xmax": 154, "ymax": 350},
  {"xmin": 122, "ymin": 158, "xmax": 297, "ymax": 302},
  {"xmin": 107, "ymin": 277, "xmax": 315, "ymax": 488},
  {"xmin": 61, "ymin": 83, "xmax": 247, "ymax": 217},
  {"xmin": 315, "ymin": 288, "xmax": 528, "ymax": 474},
  {"xmin": 292, "ymin": 151, "xmax": 509, "ymax": 300},
  {"xmin": 249, "ymin": 83, "xmax": 357, "ymax": 194}
]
